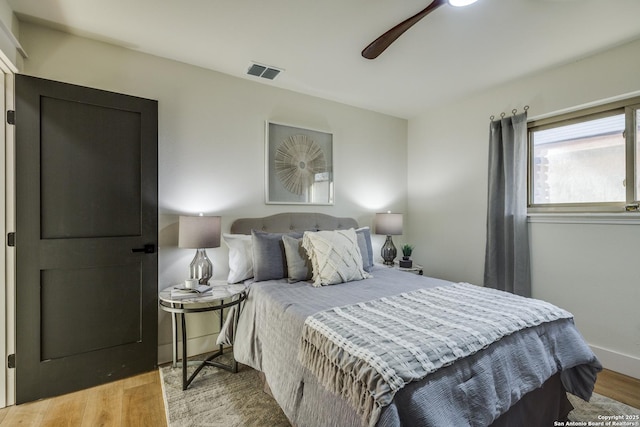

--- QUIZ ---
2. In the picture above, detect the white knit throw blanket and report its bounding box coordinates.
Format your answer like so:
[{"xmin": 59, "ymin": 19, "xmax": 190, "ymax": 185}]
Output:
[{"xmin": 298, "ymin": 283, "xmax": 573, "ymax": 427}]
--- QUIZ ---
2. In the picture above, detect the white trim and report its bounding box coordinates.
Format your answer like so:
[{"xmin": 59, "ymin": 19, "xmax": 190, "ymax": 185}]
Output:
[
  {"xmin": 0, "ymin": 64, "xmax": 5, "ymax": 410},
  {"xmin": 0, "ymin": 42, "xmax": 17, "ymax": 74},
  {"xmin": 528, "ymin": 213, "xmax": 640, "ymax": 225},
  {"xmin": 1, "ymin": 57, "xmax": 15, "ymax": 409},
  {"xmin": 590, "ymin": 345, "xmax": 640, "ymax": 380}
]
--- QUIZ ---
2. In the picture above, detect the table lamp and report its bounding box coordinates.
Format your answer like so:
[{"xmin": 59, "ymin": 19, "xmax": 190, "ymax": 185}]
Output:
[
  {"xmin": 375, "ymin": 212, "xmax": 403, "ymax": 266},
  {"xmin": 178, "ymin": 214, "xmax": 221, "ymax": 285}
]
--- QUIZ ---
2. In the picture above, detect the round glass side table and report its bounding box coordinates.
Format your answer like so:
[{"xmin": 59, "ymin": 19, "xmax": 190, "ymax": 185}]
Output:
[{"xmin": 159, "ymin": 281, "xmax": 246, "ymax": 390}]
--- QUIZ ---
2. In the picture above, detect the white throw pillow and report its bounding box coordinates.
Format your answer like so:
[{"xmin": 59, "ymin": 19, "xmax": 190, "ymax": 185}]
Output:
[
  {"xmin": 223, "ymin": 233, "xmax": 253, "ymax": 283},
  {"xmin": 302, "ymin": 228, "xmax": 371, "ymax": 287}
]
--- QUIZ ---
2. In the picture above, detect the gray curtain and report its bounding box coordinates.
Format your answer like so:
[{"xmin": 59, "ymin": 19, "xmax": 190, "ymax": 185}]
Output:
[{"xmin": 484, "ymin": 112, "xmax": 531, "ymax": 297}]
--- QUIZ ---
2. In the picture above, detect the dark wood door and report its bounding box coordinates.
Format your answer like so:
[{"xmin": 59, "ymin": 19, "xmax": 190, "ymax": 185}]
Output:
[{"xmin": 14, "ymin": 74, "xmax": 158, "ymax": 404}]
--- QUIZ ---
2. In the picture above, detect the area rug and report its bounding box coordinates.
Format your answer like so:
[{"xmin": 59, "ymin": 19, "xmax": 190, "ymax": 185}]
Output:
[
  {"xmin": 160, "ymin": 356, "xmax": 289, "ymax": 427},
  {"xmin": 161, "ymin": 358, "xmax": 639, "ymax": 427},
  {"xmin": 568, "ymin": 392, "xmax": 640, "ymax": 422}
]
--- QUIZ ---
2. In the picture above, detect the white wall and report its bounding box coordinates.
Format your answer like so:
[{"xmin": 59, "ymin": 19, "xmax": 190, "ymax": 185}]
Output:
[
  {"xmin": 18, "ymin": 22, "xmax": 408, "ymax": 363},
  {"xmin": 0, "ymin": 0, "xmax": 19, "ymax": 67},
  {"xmin": 408, "ymin": 38, "xmax": 640, "ymax": 378}
]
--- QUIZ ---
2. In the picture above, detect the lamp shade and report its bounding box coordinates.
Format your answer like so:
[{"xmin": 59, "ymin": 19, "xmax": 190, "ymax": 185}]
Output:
[
  {"xmin": 375, "ymin": 213, "xmax": 403, "ymax": 236},
  {"xmin": 178, "ymin": 215, "xmax": 221, "ymax": 249}
]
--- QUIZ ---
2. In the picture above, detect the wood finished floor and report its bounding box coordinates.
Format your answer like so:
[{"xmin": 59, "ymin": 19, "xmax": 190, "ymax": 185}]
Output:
[
  {"xmin": 0, "ymin": 370, "xmax": 166, "ymax": 427},
  {"xmin": 0, "ymin": 368, "xmax": 637, "ymax": 426},
  {"xmin": 594, "ymin": 369, "xmax": 640, "ymax": 410}
]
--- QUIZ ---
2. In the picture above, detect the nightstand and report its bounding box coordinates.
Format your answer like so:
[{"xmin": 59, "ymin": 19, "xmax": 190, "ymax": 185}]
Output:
[{"xmin": 159, "ymin": 280, "xmax": 246, "ymax": 390}]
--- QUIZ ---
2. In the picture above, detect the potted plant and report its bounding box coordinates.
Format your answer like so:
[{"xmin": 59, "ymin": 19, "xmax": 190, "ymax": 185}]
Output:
[{"xmin": 399, "ymin": 244, "xmax": 414, "ymax": 268}]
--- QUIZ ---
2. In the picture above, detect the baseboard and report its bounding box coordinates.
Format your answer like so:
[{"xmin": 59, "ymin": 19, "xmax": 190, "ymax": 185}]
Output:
[
  {"xmin": 158, "ymin": 333, "xmax": 219, "ymax": 366},
  {"xmin": 590, "ymin": 345, "xmax": 640, "ymax": 380}
]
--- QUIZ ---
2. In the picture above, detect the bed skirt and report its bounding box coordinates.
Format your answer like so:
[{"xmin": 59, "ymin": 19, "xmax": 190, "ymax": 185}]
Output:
[
  {"xmin": 257, "ymin": 369, "xmax": 572, "ymax": 427},
  {"xmin": 490, "ymin": 372, "xmax": 572, "ymax": 426}
]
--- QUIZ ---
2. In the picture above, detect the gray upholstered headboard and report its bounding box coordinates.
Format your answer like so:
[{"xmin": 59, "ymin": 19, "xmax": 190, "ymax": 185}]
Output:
[{"xmin": 230, "ymin": 212, "xmax": 358, "ymax": 235}]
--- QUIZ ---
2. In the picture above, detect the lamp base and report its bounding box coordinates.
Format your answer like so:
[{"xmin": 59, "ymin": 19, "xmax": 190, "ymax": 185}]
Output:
[
  {"xmin": 190, "ymin": 248, "xmax": 213, "ymax": 285},
  {"xmin": 381, "ymin": 235, "xmax": 397, "ymax": 266}
]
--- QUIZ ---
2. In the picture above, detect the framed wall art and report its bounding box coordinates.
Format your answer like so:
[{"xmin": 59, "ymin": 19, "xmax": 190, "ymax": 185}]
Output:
[{"xmin": 265, "ymin": 121, "xmax": 333, "ymax": 205}]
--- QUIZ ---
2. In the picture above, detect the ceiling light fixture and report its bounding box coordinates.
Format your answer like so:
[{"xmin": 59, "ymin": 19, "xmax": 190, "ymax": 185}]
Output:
[{"xmin": 448, "ymin": 0, "xmax": 478, "ymax": 6}]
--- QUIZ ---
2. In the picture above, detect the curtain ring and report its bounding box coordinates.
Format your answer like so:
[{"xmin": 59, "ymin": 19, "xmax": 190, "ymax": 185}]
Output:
[
  {"xmin": 524, "ymin": 105, "xmax": 529, "ymax": 111},
  {"xmin": 490, "ymin": 115, "xmax": 495, "ymax": 122},
  {"xmin": 512, "ymin": 109, "xmax": 518, "ymax": 116},
  {"xmin": 500, "ymin": 112, "xmax": 505, "ymax": 119}
]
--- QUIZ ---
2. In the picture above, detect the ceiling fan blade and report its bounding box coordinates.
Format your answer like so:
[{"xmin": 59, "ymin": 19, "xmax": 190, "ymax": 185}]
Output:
[{"xmin": 362, "ymin": 0, "xmax": 447, "ymax": 60}]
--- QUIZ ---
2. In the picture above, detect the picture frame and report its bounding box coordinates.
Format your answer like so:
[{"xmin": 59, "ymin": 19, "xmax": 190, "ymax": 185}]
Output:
[{"xmin": 265, "ymin": 121, "xmax": 333, "ymax": 205}]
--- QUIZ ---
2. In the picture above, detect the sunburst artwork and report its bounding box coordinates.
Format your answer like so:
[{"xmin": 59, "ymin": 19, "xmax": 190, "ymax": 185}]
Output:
[
  {"xmin": 266, "ymin": 122, "xmax": 333, "ymax": 205},
  {"xmin": 274, "ymin": 135, "xmax": 326, "ymax": 195}
]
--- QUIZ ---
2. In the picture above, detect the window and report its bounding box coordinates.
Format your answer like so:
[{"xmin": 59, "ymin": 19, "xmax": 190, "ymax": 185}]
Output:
[{"xmin": 528, "ymin": 97, "xmax": 640, "ymax": 213}]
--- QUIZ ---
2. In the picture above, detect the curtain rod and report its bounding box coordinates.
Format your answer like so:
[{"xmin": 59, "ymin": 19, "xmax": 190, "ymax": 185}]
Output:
[{"xmin": 490, "ymin": 105, "xmax": 529, "ymax": 122}]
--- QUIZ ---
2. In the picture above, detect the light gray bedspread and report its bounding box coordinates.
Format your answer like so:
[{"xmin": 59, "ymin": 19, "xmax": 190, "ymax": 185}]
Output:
[{"xmin": 233, "ymin": 265, "xmax": 601, "ymax": 427}]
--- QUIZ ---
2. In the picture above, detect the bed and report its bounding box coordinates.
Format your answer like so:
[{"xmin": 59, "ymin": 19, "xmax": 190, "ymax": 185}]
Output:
[{"xmin": 227, "ymin": 212, "xmax": 601, "ymax": 427}]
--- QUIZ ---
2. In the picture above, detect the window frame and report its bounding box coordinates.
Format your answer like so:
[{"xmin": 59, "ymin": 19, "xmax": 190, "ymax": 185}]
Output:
[{"xmin": 527, "ymin": 96, "xmax": 640, "ymax": 214}]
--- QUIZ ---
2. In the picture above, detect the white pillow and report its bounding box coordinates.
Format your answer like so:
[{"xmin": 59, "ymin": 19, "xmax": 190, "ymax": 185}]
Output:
[
  {"xmin": 302, "ymin": 228, "xmax": 371, "ymax": 287},
  {"xmin": 223, "ymin": 233, "xmax": 253, "ymax": 283}
]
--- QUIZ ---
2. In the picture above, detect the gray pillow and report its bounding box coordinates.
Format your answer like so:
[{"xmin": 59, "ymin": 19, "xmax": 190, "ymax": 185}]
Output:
[
  {"xmin": 251, "ymin": 230, "xmax": 302, "ymax": 281},
  {"xmin": 356, "ymin": 227, "xmax": 374, "ymax": 272},
  {"xmin": 282, "ymin": 234, "xmax": 313, "ymax": 283}
]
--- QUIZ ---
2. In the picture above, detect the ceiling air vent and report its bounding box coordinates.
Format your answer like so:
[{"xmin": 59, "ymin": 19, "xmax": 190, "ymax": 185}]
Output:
[{"xmin": 247, "ymin": 62, "xmax": 282, "ymax": 80}]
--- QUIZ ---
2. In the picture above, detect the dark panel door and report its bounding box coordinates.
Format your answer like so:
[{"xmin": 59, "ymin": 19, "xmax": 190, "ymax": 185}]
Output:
[{"xmin": 15, "ymin": 74, "xmax": 158, "ymax": 404}]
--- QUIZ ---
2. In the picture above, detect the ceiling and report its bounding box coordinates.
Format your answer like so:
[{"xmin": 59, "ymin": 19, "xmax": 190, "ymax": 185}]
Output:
[{"xmin": 8, "ymin": 0, "xmax": 640, "ymax": 119}]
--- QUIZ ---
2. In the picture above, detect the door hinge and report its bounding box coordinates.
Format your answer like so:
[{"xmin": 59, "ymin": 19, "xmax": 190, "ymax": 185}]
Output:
[
  {"xmin": 6, "ymin": 110, "xmax": 15, "ymax": 125},
  {"xmin": 8, "ymin": 354, "xmax": 15, "ymax": 369},
  {"xmin": 7, "ymin": 232, "xmax": 15, "ymax": 247}
]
